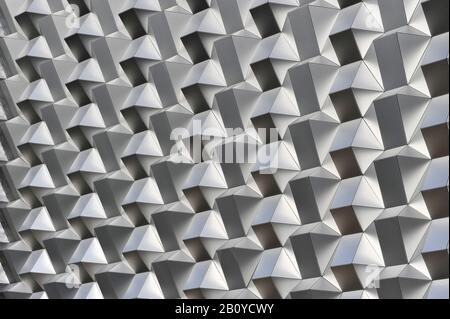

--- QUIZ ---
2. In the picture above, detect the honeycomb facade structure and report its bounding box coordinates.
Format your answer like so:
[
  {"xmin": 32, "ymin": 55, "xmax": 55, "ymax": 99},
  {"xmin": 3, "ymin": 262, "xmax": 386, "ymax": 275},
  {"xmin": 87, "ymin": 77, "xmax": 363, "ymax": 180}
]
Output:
[{"xmin": 0, "ymin": 0, "xmax": 448, "ymax": 299}]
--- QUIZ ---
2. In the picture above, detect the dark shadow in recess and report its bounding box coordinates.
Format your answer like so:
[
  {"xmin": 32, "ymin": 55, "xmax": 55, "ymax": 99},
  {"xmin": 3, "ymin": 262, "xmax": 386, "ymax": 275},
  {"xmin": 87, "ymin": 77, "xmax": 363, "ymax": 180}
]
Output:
[
  {"xmin": 65, "ymin": 34, "xmax": 90, "ymax": 62},
  {"xmin": 422, "ymin": 187, "xmax": 449, "ymax": 220},
  {"xmin": 181, "ymin": 33, "xmax": 209, "ymax": 64},
  {"xmin": 422, "ymin": 124, "xmax": 449, "ymax": 159},
  {"xmin": 121, "ymin": 107, "xmax": 148, "ymax": 134},
  {"xmin": 337, "ymin": 0, "xmax": 361, "ymax": 9},
  {"xmin": 182, "ymin": 84, "xmax": 210, "ymax": 114},
  {"xmin": 120, "ymin": 58, "xmax": 147, "ymax": 87},
  {"xmin": 252, "ymin": 171, "xmax": 281, "ymax": 197},
  {"xmin": 16, "ymin": 57, "xmax": 40, "ymax": 82},
  {"xmin": 251, "ymin": 59, "xmax": 280, "ymax": 92},
  {"xmin": 186, "ymin": 0, "xmax": 209, "ymax": 14},
  {"xmin": 330, "ymin": 148, "xmax": 362, "ymax": 179},
  {"xmin": 422, "ymin": 60, "xmax": 449, "ymax": 98},
  {"xmin": 67, "ymin": 81, "xmax": 91, "ymax": 106},
  {"xmin": 331, "ymin": 206, "xmax": 362, "ymax": 235},
  {"xmin": 422, "ymin": 0, "xmax": 449, "ymax": 36},
  {"xmin": 15, "ymin": 13, "xmax": 39, "ymax": 39},
  {"xmin": 119, "ymin": 9, "xmax": 146, "ymax": 39},
  {"xmin": 183, "ymin": 186, "xmax": 211, "ymax": 213},
  {"xmin": 330, "ymin": 89, "xmax": 362, "ymax": 123},
  {"xmin": 250, "ymin": 4, "xmax": 280, "ymax": 38},
  {"xmin": 252, "ymin": 114, "xmax": 281, "ymax": 144},
  {"xmin": 330, "ymin": 30, "xmax": 362, "ymax": 66}
]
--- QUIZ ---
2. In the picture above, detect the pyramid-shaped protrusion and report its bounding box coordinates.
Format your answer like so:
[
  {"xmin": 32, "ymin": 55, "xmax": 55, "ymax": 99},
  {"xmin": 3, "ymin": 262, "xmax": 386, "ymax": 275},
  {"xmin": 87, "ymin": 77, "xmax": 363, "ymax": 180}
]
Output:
[
  {"xmin": 184, "ymin": 260, "xmax": 229, "ymax": 298},
  {"xmin": 330, "ymin": 3, "xmax": 383, "ymax": 65},
  {"xmin": 331, "ymin": 233, "xmax": 384, "ymax": 291},
  {"xmin": 330, "ymin": 119, "xmax": 384, "ymax": 178},
  {"xmin": 252, "ymin": 194, "xmax": 300, "ymax": 248},
  {"xmin": 373, "ymin": 27, "xmax": 430, "ymax": 90},
  {"xmin": 68, "ymin": 103, "xmax": 106, "ymax": 129},
  {"xmin": 19, "ymin": 164, "xmax": 55, "ymax": 189},
  {"xmin": 123, "ymin": 177, "xmax": 164, "ymax": 205},
  {"xmin": 252, "ymin": 247, "xmax": 301, "ymax": 298},
  {"xmin": 289, "ymin": 167, "xmax": 340, "ymax": 224},
  {"xmin": 20, "ymin": 249, "xmax": 56, "ymax": 275},
  {"xmin": 373, "ymin": 87, "xmax": 429, "ymax": 150},
  {"xmin": 183, "ymin": 210, "xmax": 228, "ymax": 261},
  {"xmin": 68, "ymin": 193, "xmax": 107, "ymax": 219},
  {"xmin": 330, "ymin": 62, "xmax": 383, "ymax": 122},
  {"xmin": 69, "ymin": 238, "xmax": 108, "ymax": 264},
  {"xmin": 290, "ymin": 222, "xmax": 341, "ymax": 279},
  {"xmin": 374, "ymin": 146, "xmax": 430, "ymax": 208},
  {"xmin": 20, "ymin": 206, "xmax": 56, "ymax": 232},
  {"xmin": 288, "ymin": 59, "xmax": 339, "ymax": 115},
  {"xmin": 375, "ymin": 205, "xmax": 431, "ymax": 266},
  {"xmin": 287, "ymin": 4, "xmax": 339, "ymax": 60},
  {"xmin": 331, "ymin": 176, "xmax": 384, "ymax": 234},
  {"xmin": 124, "ymin": 272, "xmax": 165, "ymax": 299},
  {"xmin": 216, "ymin": 237, "xmax": 263, "ymax": 290},
  {"xmin": 19, "ymin": 121, "xmax": 55, "ymax": 146}
]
